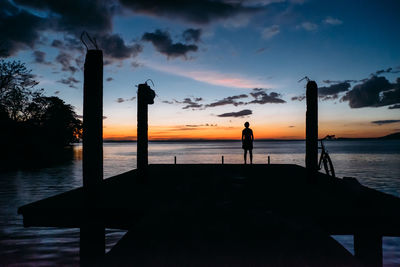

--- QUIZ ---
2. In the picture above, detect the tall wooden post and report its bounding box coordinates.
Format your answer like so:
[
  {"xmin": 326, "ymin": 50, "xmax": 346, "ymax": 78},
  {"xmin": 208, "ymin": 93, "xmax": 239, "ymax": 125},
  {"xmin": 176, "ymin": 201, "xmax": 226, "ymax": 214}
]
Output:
[
  {"xmin": 137, "ymin": 83, "xmax": 155, "ymax": 176},
  {"xmin": 306, "ymin": 80, "xmax": 318, "ymax": 181},
  {"xmin": 354, "ymin": 233, "xmax": 382, "ymax": 267},
  {"xmin": 81, "ymin": 49, "xmax": 104, "ymax": 265}
]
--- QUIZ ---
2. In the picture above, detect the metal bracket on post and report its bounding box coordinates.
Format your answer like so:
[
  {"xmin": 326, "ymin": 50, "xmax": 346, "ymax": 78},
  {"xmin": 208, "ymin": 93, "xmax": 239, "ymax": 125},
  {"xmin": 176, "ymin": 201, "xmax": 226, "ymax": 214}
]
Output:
[{"xmin": 137, "ymin": 81, "xmax": 155, "ymax": 178}]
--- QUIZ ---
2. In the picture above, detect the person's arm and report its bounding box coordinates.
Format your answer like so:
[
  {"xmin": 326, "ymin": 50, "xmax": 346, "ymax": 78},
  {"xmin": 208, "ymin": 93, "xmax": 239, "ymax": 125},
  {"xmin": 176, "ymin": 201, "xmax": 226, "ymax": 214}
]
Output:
[
  {"xmin": 242, "ymin": 130, "xmax": 244, "ymax": 142},
  {"xmin": 251, "ymin": 130, "xmax": 254, "ymax": 141}
]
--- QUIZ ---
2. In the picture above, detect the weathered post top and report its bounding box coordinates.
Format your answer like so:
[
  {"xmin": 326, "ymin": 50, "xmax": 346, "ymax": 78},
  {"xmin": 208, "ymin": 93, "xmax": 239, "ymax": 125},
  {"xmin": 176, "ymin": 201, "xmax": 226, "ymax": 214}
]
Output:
[
  {"xmin": 137, "ymin": 82, "xmax": 155, "ymax": 174},
  {"xmin": 306, "ymin": 80, "xmax": 318, "ymax": 181}
]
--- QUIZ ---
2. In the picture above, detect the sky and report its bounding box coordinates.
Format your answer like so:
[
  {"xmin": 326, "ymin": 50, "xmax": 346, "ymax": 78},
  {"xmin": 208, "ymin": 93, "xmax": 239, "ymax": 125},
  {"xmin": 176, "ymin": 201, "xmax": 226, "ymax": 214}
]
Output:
[{"xmin": 1, "ymin": 0, "xmax": 400, "ymax": 140}]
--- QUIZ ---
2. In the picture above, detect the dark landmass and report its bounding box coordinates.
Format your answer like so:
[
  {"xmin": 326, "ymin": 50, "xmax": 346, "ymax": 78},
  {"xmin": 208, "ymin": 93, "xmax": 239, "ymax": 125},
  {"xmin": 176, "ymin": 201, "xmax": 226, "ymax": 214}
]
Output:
[
  {"xmin": 379, "ymin": 132, "xmax": 400, "ymax": 140},
  {"xmin": 336, "ymin": 132, "xmax": 400, "ymax": 141}
]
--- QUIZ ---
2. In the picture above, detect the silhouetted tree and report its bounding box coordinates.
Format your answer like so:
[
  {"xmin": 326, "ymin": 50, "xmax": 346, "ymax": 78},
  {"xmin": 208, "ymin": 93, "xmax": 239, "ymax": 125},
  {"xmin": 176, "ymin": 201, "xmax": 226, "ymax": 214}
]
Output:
[
  {"xmin": 0, "ymin": 60, "xmax": 82, "ymax": 169},
  {"xmin": 0, "ymin": 60, "xmax": 40, "ymax": 121},
  {"xmin": 37, "ymin": 96, "xmax": 82, "ymax": 145}
]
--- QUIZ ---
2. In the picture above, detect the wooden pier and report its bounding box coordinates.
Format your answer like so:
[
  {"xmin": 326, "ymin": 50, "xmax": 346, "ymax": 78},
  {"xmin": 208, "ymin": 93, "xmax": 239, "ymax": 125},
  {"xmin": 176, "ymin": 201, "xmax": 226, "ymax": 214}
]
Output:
[
  {"xmin": 17, "ymin": 47, "xmax": 400, "ymax": 266},
  {"xmin": 18, "ymin": 164, "xmax": 400, "ymax": 266}
]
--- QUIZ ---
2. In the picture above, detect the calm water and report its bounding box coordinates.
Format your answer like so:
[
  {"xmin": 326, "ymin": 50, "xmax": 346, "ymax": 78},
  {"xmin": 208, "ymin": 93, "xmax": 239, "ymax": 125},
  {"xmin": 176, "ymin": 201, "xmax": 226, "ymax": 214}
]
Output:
[{"xmin": 0, "ymin": 140, "xmax": 399, "ymax": 266}]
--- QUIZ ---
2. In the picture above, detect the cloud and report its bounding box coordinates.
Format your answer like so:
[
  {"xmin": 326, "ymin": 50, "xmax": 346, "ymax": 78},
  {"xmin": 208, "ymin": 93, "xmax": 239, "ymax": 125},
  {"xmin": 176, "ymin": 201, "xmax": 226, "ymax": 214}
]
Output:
[
  {"xmin": 142, "ymin": 29, "xmax": 198, "ymax": 59},
  {"xmin": 248, "ymin": 88, "xmax": 286, "ymax": 104},
  {"xmin": 32, "ymin": 50, "xmax": 51, "ymax": 65},
  {"xmin": 51, "ymin": 39, "xmax": 64, "ymax": 49},
  {"xmin": 97, "ymin": 34, "xmax": 143, "ymax": 60},
  {"xmin": 324, "ymin": 17, "xmax": 343, "ymax": 25},
  {"xmin": 119, "ymin": 0, "xmax": 263, "ymax": 24},
  {"xmin": 341, "ymin": 76, "xmax": 400, "ymax": 108},
  {"xmin": 318, "ymin": 82, "xmax": 351, "ymax": 100},
  {"xmin": 106, "ymin": 77, "xmax": 113, "ymax": 82},
  {"xmin": 165, "ymin": 89, "xmax": 286, "ymax": 111},
  {"xmin": 262, "ymin": 25, "xmax": 280, "ymax": 39},
  {"xmin": 0, "ymin": 1, "xmax": 46, "ymax": 56},
  {"xmin": 14, "ymin": 0, "xmax": 114, "ymax": 35},
  {"xmin": 146, "ymin": 62, "xmax": 271, "ymax": 89},
  {"xmin": 297, "ymin": 22, "xmax": 318, "ymax": 31},
  {"xmin": 116, "ymin": 96, "xmax": 136, "ymax": 103},
  {"xmin": 371, "ymin": 120, "xmax": 400, "ymax": 125},
  {"xmin": 205, "ymin": 94, "xmax": 248, "ymax": 107},
  {"xmin": 256, "ymin": 47, "xmax": 267, "ymax": 54},
  {"xmin": 180, "ymin": 97, "xmax": 203, "ymax": 109},
  {"xmin": 58, "ymin": 33, "xmax": 142, "ymax": 62},
  {"xmin": 323, "ymin": 79, "xmax": 357, "ymax": 84},
  {"xmin": 185, "ymin": 123, "xmax": 217, "ymax": 127},
  {"xmin": 131, "ymin": 61, "xmax": 142, "ymax": 68},
  {"xmin": 57, "ymin": 76, "xmax": 80, "ymax": 88},
  {"xmin": 54, "ymin": 90, "xmax": 60, "ymax": 95},
  {"xmin": 3, "ymin": 1, "xmax": 139, "ymax": 61},
  {"xmin": 163, "ymin": 97, "xmax": 203, "ymax": 109},
  {"xmin": 198, "ymin": 89, "xmax": 286, "ymax": 108},
  {"xmin": 288, "ymin": 125, "xmax": 295, "ymax": 128},
  {"xmin": 217, "ymin": 109, "xmax": 253, "ymax": 117},
  {"xmin": 373, "ymin": 67, "xmax": 400, "ymax": 75},
  {"xmin": 56, "ymin": 52, "xmax": 78, "ymax": 74},
  {"xmin": 182, "ymin": 29, "xmax": 202, "ymax": 42},
  {"xmin": 1, "ymin": 0, "xmax": 265, "ymax": 58},
  {"xmin": 291, "ymin": 95, "xmax": 305, "ymax": 101}
]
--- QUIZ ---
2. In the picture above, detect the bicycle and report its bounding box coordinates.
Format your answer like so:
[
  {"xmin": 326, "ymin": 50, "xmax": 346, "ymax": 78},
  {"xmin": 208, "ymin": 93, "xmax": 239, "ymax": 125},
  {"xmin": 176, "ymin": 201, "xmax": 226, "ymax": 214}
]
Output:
[{"xmin": 318, "ymin": 138, "xmax": 335, "ymax": 178}]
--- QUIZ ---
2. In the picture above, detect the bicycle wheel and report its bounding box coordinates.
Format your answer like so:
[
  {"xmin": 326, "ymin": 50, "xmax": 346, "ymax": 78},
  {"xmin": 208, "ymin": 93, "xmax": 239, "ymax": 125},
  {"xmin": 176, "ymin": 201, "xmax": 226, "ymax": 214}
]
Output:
[{"xmin": 322, "ymin": 153, "xmax": 335, "ymax": 178}]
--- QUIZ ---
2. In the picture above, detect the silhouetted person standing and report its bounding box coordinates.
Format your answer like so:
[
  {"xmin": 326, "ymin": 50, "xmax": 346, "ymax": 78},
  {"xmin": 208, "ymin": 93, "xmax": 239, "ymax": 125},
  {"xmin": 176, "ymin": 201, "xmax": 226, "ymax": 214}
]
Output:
[{"xmin": 242, "ymin": 122, "xmax": 254, "ymax": 164}]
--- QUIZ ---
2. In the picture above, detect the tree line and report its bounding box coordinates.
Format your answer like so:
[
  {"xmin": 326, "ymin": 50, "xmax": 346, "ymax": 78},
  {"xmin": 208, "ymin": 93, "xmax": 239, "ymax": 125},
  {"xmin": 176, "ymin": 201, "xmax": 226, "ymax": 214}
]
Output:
[{"xmin": 0, "ymin": 60, "xmax": 82, "ymax": 169}]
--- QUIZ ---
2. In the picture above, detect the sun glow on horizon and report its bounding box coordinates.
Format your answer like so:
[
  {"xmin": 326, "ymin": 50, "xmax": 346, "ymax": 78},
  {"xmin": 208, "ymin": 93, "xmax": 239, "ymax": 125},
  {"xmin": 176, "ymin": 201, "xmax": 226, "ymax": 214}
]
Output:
[{"xmin": 102, "ymin": 121, "xmax": 398, "ymax": 140}]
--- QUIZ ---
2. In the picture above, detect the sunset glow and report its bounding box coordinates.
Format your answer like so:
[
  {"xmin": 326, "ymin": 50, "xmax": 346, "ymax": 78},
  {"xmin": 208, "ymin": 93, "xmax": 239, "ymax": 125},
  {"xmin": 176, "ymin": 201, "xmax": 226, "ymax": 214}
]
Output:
[{"xmin": 3, "ymin": 0, "xmax": 399, "ymax": 140}]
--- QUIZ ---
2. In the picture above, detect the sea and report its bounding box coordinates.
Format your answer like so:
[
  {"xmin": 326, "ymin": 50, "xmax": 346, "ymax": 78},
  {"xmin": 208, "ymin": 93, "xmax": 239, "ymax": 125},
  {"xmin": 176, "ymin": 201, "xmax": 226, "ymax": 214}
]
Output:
[{"xmin": 0, "ymin": 140, "xmax": 399, "ymax": 266}]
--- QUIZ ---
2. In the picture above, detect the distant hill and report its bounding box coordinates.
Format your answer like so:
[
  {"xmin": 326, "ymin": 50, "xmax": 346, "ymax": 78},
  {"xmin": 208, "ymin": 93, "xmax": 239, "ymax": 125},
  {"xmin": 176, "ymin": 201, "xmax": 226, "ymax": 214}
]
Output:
[
  {"xmin": 379, "ymin": 132, "xmax": 400, "ymax": 140},
  {"xmin": 336, "ymin": 132, "xmax": 400, "ymax": 141}
]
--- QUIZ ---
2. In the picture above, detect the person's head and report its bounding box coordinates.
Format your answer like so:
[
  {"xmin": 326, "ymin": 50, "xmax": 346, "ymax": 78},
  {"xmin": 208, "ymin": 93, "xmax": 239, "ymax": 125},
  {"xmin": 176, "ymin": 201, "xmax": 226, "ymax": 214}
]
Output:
[{"xmin": 244, "ymin": 122, "xmax": 249, "ymax": 128}]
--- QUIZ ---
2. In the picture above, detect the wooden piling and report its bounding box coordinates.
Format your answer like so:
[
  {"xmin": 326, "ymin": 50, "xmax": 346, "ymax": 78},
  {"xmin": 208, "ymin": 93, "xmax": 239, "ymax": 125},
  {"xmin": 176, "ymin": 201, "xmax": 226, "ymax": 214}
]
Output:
[
  {"xmin": 354, "ymin": 232, "xmax": 382, "ymax": 267},
  {"xmin": 137, "ymin": 83, "xmax": 155, "ymax": 176},
  {"xmin": 174, "ymin": 156, "xmax": 177, "ymax": 165},
  {"xmin": 268, "ymin": 156, "xmax": 270, "ymax": 165},
  {"xmin": 306, "ymin": 80, "xmax": 318, "ymax": 180},
  {"xmin": 83, "ymin": 50, "xmax": 103, "ymax": 190},
  {"xmin": 81, "ymin": 49, "xmax": 105, "ymax": 264},
  {"xmin": 222, "ymin": 156, "xmax": 224, "ymax": 164}
]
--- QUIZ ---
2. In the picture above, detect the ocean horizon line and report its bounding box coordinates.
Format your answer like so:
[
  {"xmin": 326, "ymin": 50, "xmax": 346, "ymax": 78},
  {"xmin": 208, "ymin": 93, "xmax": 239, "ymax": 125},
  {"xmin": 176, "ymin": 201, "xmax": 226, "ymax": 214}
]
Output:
[
  {"xmin": 95, "ymin": 131, "xmax": 399, "ymax": 143},
  {"xmin": 98, "ymin": 136, "xmax": 399, "ymax": 143}
]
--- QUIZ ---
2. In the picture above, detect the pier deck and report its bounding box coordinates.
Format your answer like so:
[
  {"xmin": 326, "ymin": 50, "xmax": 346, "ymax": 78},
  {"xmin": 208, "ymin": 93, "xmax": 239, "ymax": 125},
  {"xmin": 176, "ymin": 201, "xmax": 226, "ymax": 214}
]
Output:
[{"xmin": 18, "ymin": 164, "xmax": 400, "ymax": 266}]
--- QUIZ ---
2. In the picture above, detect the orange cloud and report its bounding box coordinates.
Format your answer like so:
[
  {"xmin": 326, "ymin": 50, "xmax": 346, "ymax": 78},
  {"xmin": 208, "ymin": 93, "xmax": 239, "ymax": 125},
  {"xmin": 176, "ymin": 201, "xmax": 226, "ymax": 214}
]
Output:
[{"xmin": 145, "ymin": 62, "xmax": 272, "ymax": 89}]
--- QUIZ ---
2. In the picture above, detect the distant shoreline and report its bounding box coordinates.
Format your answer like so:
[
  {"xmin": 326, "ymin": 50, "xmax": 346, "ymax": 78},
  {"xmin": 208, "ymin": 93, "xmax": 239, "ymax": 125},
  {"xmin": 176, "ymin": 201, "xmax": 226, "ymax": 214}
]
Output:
[{"xmin": 100, "ymin": 132, "xmax": 400, "ymax": 143}]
